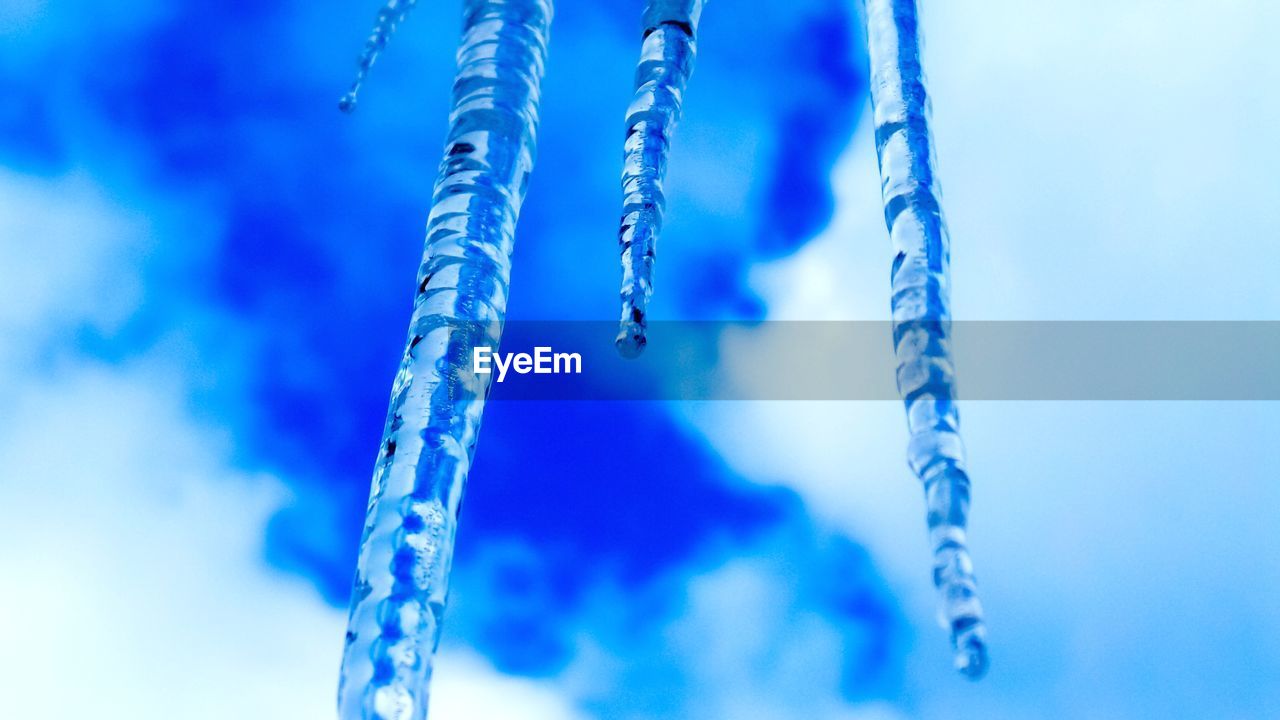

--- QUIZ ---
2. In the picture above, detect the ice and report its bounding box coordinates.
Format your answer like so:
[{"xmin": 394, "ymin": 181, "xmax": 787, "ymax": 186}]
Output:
[{"xmin": 336, "ymin": 2, "xmax": 554, "ymax": 717}]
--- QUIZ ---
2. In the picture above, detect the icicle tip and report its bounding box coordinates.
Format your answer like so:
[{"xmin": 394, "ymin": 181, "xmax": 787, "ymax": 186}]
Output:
[
  {"xmin": 338, "ymin": 91, "xmax": 359, "ymax": 113},
  {"xmin": 615, "ymin": 318, "xmax": 647, "ymax": 358},
  {"xmin": 954, "ymin": 627, "xmax": 989, "ymax": 679}
]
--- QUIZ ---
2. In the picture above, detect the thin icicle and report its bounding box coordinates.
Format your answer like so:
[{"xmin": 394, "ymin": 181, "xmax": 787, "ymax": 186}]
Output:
[
  {"xmin": 339, "ymin": 0, "xmax": 421, "ymax": 113},
  {"xmin": 863, "ymin": 0, "xmax": 989, "ymax": 678},
  {"xmin": 336, "ymin": 1, "xmax": 553, "ymax": 718},
  {"xmin": 615, "ymin": 0, "xmax": 704, "ymax": 357}
]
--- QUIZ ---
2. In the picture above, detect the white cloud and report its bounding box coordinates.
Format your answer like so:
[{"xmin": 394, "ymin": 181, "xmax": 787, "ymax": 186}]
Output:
[
  {"xmin": 657, "ymin": 557, "xmax": 904, "ymax": 720},
  {"xmin": 0, "ymin": 170, "xmax": 148, "ymax": 367},
  {"xmin": 747, "ymin": 123, "xmax": 888, "ymax": 324},
  {"xmin": 921, "ymin": 0, "xmax": 1280, "ymax": 321},
  {"xmin": 432, "ymin": 652, "xmax": 588, "ymax": 720},
  {"xmin": 0, "ymin": 357, "xmax": 592, "ymax": 720},
  {"xmin": 556, "ymin": 550, "xmax": 907, "ymax": 720},
  {"xmin": 0, "ymin": 361, "xmax": 346, "ymax": 719}
]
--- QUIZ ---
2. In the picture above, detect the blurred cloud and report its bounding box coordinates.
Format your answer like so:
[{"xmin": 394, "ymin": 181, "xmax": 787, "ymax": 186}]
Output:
[
  {"xmin": 0, "ymin": 356, "xmax": 593, "ymax": 720},
  {"xmin": 0, "ymin": 360, "xmax": 344, "ymax": 718},
  {"xmin": 0, "ymin": 170, "xmax": 146, "ymax": 365},
  {"xmin": 555, "ymin": 538, "xmax": 906, "ymax": 720},
  {"xmin": 923, "ymin": 0, "xmax": 1280, "ymax": 321},
  {"xmin": 0, "ymin": 168, "xmax": 347, "ymax": 717}
]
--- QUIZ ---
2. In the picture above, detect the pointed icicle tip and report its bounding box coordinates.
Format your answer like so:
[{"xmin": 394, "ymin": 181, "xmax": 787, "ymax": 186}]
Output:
[
  {"xmin": 615, "ymin": 318, "xmax": 647, "ymax": 358},
  {"xmin": 614, "ymin": 0, "xmax": 702, "ymax": 354},
  {"xmin": 955, "ymin": 632, "xmax": 989, "ymax": 679},
  {"xmin": 338, "ymin": 0, "xmax": 420, "ymax": 113},
  {"xmin": 864, "ymin": 0, "xmax": 991, "ymax": 679}
]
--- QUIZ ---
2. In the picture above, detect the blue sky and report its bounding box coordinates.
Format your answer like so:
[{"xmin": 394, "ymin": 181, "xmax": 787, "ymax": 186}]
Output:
[{"xmin": 2, "ymin": 1, "xmax": 1279, "ymax": 719}]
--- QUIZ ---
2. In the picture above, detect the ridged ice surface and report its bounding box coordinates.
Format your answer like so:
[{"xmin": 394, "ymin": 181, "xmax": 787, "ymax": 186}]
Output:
[
  {"xmin": 337, "ymin": 1, "xmax": 552, "ymax": 717},
  {"xmin": 340, "ymin": 0, "xmax": 421, "ymax": 113},
  {"xmin": 863, "ymin": 0, "xmax": 989, "ymax": 678},
  {"xmin": 615, "ymin": 0, "xmax": 704, "ymax": 357}
]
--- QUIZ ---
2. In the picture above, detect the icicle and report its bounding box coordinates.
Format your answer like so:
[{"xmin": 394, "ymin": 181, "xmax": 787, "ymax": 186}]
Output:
[
  {"xmin": 339, "ymin": 0, "xmax": 421, "ymax": 113},
  {"xmin": 336, "ymin": 2, "xmax": 553, "ymax": 718},
  {"xmin": 615, "ymin": 0, "xmax": 704, "ymax": 357},
  {"xmin": 863, "ymin": 0, "xmax": 989, "ymax": 679}
]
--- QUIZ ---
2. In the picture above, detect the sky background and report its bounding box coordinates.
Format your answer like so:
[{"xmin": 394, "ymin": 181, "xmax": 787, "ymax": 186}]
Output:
[{"xmin": 2, "ymin": 1, "xmax": 1279, "ymax": 719}]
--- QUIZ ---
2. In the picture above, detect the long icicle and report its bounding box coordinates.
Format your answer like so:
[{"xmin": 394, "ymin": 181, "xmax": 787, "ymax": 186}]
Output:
[
  {"xmin": 863, "ymin": 0, "xmax": 989, "ymax": 678},
  {"xmin": 339, "ymin": 0, "xmax": 421, "ymax": 113},
  {"xmin": 337, "ymin": 2, "xmax": 553, "ymax": 718},
  {"xmin": 615, "ymin": 0, "xmax": 704, "ymax": 357}
]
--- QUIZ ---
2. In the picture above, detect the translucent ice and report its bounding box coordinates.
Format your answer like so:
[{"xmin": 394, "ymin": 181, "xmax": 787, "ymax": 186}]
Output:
[
  {"xmin": 863, "ymin": 0, "xmax": 989, "ymax": 679},
  {"xmin": 336, "ymin": 1, "xmax": 553, "ymax": 717},
  {"xmin": 615, "ymin": 0, "xmax": 704, "ymax": 357},
  {"xmin": 340, "ymin": 0, "xmax": 421, "ymax": 113}
]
